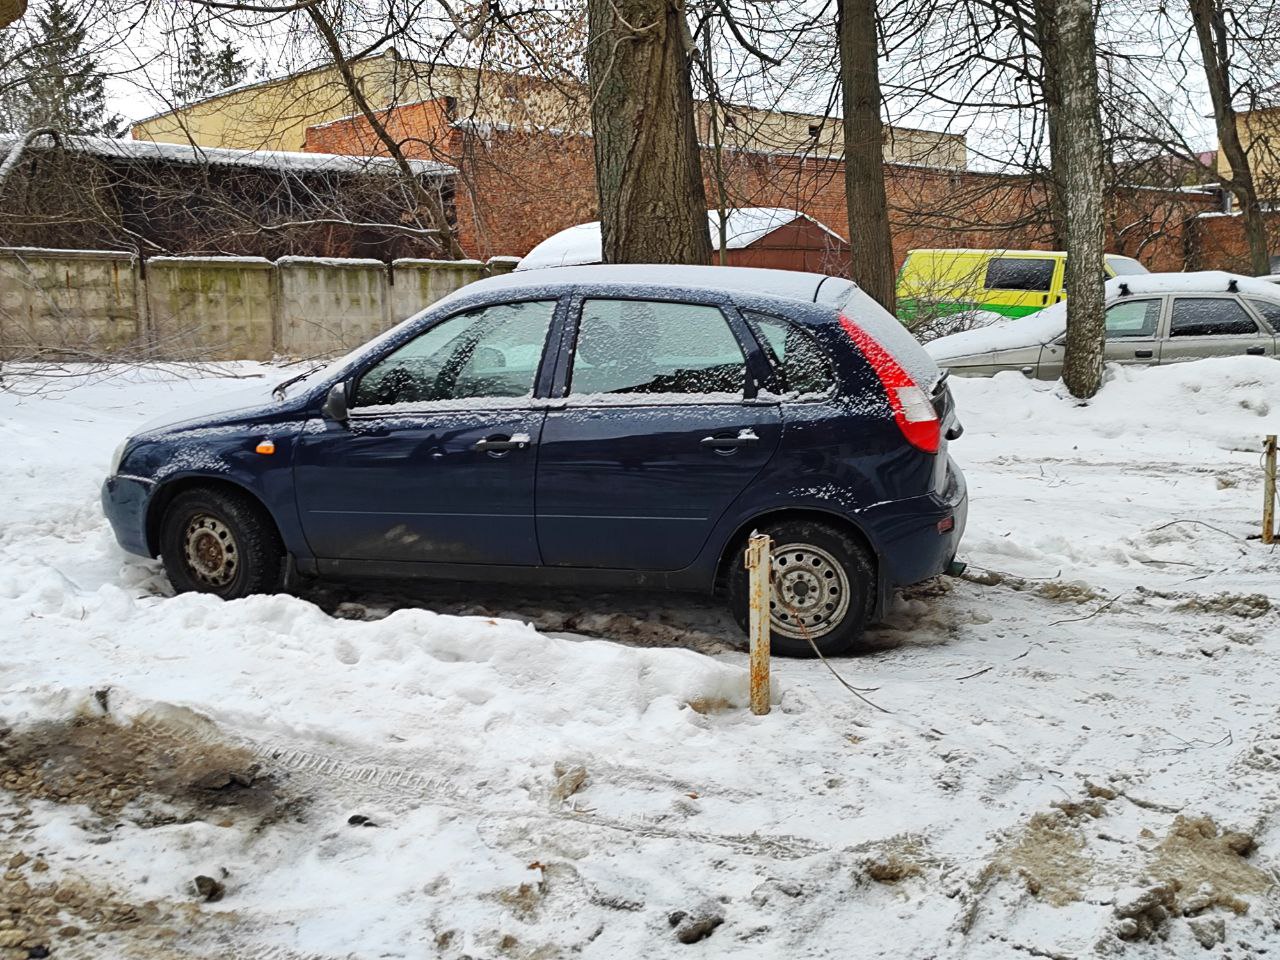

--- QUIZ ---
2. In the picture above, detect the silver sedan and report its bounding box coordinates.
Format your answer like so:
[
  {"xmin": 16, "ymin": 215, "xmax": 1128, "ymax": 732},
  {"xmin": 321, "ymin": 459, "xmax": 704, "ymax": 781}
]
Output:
[{"xmin": 925, "ymin": 272, "xmax": 1280, "ymax": 379}]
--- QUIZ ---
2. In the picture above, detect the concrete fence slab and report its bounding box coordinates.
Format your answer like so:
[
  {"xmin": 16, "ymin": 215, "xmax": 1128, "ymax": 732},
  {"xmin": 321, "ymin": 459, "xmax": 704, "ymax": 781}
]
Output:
[{"xmin": 0, "ymin": 248, "xmax": 506, "ymax": 361}]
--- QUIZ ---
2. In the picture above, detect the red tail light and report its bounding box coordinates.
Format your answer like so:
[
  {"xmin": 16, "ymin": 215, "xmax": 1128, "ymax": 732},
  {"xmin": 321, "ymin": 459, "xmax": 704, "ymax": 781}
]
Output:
[{"xmin": 839, "ymin": 313, "xmax": 940, "ymax": 454}]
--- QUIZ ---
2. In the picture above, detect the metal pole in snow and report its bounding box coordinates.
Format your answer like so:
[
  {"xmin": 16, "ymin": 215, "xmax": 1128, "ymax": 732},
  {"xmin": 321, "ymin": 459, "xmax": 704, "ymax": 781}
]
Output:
[
  {"xmin": 746, "ymin": 533, "xmax": 772, "ymax": 716},
  {"xmin": 1264, "ymin": 435, "xmax": 1277, "ymax": 546}
]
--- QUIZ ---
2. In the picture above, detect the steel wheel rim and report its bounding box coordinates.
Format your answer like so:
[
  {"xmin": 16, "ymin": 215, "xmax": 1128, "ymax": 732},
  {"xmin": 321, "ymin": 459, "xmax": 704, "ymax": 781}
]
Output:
[
  {"xmin": 183, "ymin": 514, "xmax": 239, "ymax": 588},
  {"xmin": 769, "ymin": 542, "xmax": 850, "ymax": 639}
]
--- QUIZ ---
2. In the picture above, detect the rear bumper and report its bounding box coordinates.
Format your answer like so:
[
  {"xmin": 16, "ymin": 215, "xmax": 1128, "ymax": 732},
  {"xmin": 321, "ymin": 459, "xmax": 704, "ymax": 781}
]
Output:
[
  {"xmin": 863, "ymin": 456, "xmax": 967, "ymax": 589},
  {"xmin": 101, "ymin": 475, "xmax": 154, "ymax": 558}
]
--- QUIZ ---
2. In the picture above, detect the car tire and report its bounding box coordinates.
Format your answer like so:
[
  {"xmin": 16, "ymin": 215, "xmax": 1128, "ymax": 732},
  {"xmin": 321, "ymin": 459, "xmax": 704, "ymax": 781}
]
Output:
[
  {"xmin": 727, "ymin": 519, "xmax": 876, "ymax": 658},
  {"xmin": 159, "ymin": 487, "xmax": 286, "ymax": 600}
]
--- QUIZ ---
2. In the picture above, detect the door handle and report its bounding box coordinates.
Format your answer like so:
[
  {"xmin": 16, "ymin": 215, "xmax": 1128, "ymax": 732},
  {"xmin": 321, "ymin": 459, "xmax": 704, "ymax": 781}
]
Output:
[
  {"xmin": 473, "ymin": 432, "xmax": 532, "ymax": 452},
  {"xmin": 700, "ymin": 428, "xmax": 759, "ymax": 449},
  {"xmin": 1247, "ymin": 346, "xmax": 1266, "ymax": 355},
  {"xmin": 1134, "ymin": 349, "xmax": 1154, "ymax": 359}
]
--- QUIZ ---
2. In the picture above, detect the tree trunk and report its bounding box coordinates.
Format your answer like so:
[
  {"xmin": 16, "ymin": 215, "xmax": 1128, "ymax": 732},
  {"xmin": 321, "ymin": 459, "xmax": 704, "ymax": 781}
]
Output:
[
  {"xmin": 1036, "ymin": 0, "xmax": 1106, "ymax": 399},
  {"xmin": 1030, "ymin": 4, "xmax": 1067, "ymax": 248},
  {"xmin": 838, "ymin": 0, "xmax": 896, "ymax": 311},
  {"xmin": 0, "ymin": 0, "xmax": 25, "ymax": 31},
  {"xmin": 586, "ymin": 0, "xmax": 710, "ymax": 264},
  {"xmin": 1190, "ymin": 0, "xmax": 1271, "ymax": 276}
]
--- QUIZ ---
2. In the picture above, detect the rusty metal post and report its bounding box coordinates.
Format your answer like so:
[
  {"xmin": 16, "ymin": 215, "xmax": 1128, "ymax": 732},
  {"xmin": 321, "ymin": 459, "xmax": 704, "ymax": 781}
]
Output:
[
  {"xmin": 1264, "ymin": 435, "xmax": 1277, "ymax": 546},
  {"xmin": 745, "ymin": 533, "xmax": 771, "ymax": 716}
]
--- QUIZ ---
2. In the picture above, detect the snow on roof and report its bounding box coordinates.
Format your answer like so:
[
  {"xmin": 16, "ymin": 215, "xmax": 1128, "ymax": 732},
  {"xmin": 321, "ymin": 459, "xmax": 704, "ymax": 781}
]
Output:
[
  {"xmin": 0, "ymin": 132, "xmax": 455, "ymax": 179},
  {"xmin": 460, "ymin": 263, "xmax": 850, "ymax": 304},
  {"xmin": 516, "ymin": 209, "xmax": 846, "ymax": 271},
  {"xmin": 926, "ymin": 270, "xmax": 1280, "ymax": 360}
]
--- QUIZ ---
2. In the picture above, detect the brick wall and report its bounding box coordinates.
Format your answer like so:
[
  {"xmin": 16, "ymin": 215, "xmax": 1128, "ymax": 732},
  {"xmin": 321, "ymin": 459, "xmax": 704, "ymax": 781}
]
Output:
[{"xmin": 305, "ymin": 102, "xmax": 1231, "ymax": 273}]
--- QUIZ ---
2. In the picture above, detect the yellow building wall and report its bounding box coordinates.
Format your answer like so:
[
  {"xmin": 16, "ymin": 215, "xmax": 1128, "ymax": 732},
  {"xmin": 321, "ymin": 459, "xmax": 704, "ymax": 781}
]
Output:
[
  {"xmin": 132, "ymin": 53, "xmax": 967, "ymax": 171},
  {"xmin": 1216, "ymin": 107, "xmax": 1280, "ymax": 191}
]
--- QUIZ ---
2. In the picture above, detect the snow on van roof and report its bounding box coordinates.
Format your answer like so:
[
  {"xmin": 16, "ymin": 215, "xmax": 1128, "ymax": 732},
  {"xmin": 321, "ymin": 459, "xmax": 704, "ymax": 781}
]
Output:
[
  {"xmin": 925, "ymin": 270, "xmax": 1280, "ymax": 360},
  {"xmin": 517, "ymin": 209, "xmax": 844, "ymax": 271}
]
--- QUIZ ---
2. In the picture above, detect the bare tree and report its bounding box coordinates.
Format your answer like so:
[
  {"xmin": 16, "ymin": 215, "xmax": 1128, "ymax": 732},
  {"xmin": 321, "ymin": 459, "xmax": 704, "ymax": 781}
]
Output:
[
  {"xmin": 1189, "ymin": 0, "xmax": 1270, "ymax": 276},
  {"xmin": 585, "ymin": 0, "xmax": 711, "ymax": 263},
  {"xmin": 838, "ymin": 0, "xmax": 895, "ymax": 310},
  {"xmin": 1034, "ymin": 0, "xmax": 1106, "ymax": 397}
]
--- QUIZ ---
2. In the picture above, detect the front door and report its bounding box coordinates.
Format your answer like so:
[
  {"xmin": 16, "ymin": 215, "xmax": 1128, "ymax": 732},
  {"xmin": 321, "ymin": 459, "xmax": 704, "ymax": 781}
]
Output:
[
  {"xmin": 294, "ymin": 299, "xmax": 559, "ymax": 565},
  {"xmin": 536, "ymin": 297, "xmax": 781, "ymax": 570},
  {"xmin": 1037, "ymin": 297, "xmax": 1164, "ymax": 378}
]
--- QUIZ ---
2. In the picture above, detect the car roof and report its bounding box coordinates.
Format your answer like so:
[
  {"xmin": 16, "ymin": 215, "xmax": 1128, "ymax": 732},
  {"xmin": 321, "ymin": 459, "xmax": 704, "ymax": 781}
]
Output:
[{"xmin": 454, "ymin": 264, "xmax": 854, "ymax": 305}]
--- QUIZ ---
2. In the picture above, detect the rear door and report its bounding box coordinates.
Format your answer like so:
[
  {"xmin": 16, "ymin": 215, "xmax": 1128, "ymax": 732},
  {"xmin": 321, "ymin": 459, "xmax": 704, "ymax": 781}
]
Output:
[
  {"xmin": 1160, "ymin": 295, "xmax": 1275, "ymax": 363},
  {"xmin": 536, "ymin": 295, "xmax": 781, "ymax": 570},
  {"xmin": 982, "ymin": 255, "xmax": 1059, "ymax": 317}
]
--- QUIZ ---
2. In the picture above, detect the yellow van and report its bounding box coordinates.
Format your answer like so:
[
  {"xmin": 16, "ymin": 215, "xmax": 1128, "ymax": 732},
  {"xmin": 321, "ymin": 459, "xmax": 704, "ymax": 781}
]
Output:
[{"xmin": 896, "ymin": 249, "xmax": 1148, "ymax": 324}]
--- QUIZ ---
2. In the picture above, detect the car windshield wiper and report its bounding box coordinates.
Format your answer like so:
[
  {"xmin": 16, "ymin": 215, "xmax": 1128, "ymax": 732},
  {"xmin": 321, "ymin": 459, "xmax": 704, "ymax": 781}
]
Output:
[{"xmin": 272, "ymin": 363, "xmax": 324, "ymax": 400}]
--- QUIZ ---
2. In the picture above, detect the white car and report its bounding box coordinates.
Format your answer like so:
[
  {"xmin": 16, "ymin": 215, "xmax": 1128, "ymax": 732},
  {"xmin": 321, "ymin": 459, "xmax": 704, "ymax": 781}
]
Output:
[{"xmin": 925, "ymin": 271, "xmax": 1280, "ymax": 379}]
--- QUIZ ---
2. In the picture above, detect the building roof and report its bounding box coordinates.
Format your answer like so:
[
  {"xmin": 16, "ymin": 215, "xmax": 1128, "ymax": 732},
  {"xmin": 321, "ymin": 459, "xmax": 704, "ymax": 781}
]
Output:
[
  {"xmin": 516, "ymin": 209, "xmax": 847, "ymax": 271},
  {"xmin": 0, "ymin": 132, "xmax": 455, "ymax": 178}
]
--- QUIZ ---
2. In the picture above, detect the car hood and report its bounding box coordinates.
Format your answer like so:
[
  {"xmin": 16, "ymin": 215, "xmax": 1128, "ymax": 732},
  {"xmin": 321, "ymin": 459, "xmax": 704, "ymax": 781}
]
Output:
[
  {"xmin": 926, "ymin": 303, "xmax": 1067, "ymax": 361},
  {"xmin": 134, "ymin": 379, "xmax": 290, "ymax": 436}
]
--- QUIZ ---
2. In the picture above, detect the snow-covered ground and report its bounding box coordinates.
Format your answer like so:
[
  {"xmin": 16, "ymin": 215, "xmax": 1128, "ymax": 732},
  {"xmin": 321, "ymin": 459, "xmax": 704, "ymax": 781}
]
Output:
[{"xmin": 2, "ymin": 359, "xmax": 1279, "ymax": 959}]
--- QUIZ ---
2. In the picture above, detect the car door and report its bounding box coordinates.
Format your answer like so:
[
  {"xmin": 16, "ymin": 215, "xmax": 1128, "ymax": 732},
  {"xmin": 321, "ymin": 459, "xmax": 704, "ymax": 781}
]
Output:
[
  {"xmin": 535, "ymin": 295, "xmax": 781, "ymax": 571},
  {"xmin": 1034, "ymin": 297, "xmax": 1164, "ymax": 378},
  {"xmin": 1103, "ymin": 296, "xmax": 1164, "ymax": 365},
  {"xmin": 1160, "ymin": 295, "xmax": 1275, "ymax": 363},
  {"xmin": 294, "ymin": 298, "xmax": 560, "ymax": 565}
]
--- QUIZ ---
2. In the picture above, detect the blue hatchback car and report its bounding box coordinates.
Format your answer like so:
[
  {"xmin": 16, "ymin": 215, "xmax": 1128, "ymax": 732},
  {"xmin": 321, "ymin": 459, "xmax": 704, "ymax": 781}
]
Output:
[{"xmin": 103, "ymin": 265, "xmax": 966, "ymax": 656}]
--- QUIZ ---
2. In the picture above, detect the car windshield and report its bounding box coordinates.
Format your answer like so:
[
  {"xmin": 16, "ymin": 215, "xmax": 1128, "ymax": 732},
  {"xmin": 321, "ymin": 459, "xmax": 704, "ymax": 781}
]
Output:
[{"xmin": 1106, "ymin": 256, "xmax": 1149, "ymax": 276}]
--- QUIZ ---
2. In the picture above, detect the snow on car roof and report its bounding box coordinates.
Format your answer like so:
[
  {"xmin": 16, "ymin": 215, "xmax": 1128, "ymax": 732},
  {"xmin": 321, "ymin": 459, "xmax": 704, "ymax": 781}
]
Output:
[
  {"xmin": 465, "ymin": 263, "xmax": 852, "ymax": 304},
  {"xmin": 516, "ymin": 209, "xmax": 845, "ymax": 271},
  {"xmin": 926, "ymin": 270, "xmax": 1280, "ymax": 360}
]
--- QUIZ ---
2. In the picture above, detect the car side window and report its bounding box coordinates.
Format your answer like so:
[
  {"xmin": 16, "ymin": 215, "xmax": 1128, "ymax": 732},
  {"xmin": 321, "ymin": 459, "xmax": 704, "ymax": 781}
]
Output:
[
  {"xmin": 353, "ymin": 300, "xmax": 556, "ymax": 407},
  {"xmin": 569, "ymin": 299, "xmax": 746, "ymax": 397},
  {"xmin": 984, "ymin": 257, "xmax": 1055, "ymax": 292},
  {"xmin": 1104, "ymin": 299, "xmax": 1160, "ymax": 339},
  {"xmin": 745, "ymin": 311, "xmax": 833, "ymax": 396},
  {"xmin": 1246, "ymin": 298, "xmax": 1280, "ymax": 331},
  {"xmin": 1169, "ymin": 297, "xmax": 1259, "ymax": 337}
]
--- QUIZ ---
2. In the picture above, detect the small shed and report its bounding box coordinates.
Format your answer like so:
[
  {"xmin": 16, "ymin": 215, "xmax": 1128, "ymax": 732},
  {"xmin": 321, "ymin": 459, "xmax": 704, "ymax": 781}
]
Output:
[{"xmin": 516, "ymin": 208, "xmax": 850, "ymax": 275}]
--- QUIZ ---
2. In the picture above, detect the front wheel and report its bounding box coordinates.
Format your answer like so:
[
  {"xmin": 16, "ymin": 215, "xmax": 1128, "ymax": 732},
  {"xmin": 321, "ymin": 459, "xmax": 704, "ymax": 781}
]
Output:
[
  {"xmin": 727, "ymin": 520, "xmax": 876, "ymax": 658},
  {"xmin": 159, "ymin": 487, "xmax": 286, "ymax": 600}
]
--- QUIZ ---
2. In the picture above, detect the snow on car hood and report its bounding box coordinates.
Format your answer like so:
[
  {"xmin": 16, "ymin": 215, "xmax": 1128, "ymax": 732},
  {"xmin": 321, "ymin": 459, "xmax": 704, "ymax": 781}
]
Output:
[
  {"xmin": 926, "ymin": 304, "xmax": 1067, "ymax": 360},
  {"xmin": 134, "ymin": 378, "xmax": 283, "ymax": 435}
]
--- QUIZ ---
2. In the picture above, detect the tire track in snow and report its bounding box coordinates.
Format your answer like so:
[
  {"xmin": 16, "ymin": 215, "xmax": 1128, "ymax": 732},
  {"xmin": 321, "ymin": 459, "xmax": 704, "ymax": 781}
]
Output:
[{"xmin": 131, "ymin": 714, "xmax": 828, "ymax": 862}]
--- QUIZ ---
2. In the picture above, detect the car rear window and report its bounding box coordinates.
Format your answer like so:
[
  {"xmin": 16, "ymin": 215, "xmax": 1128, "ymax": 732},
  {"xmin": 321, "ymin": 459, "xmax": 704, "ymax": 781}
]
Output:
[
  {"xmin": 984, "ymin": 257, "xmax": 1055, "ymax": 292},
  {"xmin": 1247, "ymin": 298, "xmax": 1280, "ymax": 330},
  {"xmin": 836, "ymin": 285, "xmax": 941, "ymax": 389}
]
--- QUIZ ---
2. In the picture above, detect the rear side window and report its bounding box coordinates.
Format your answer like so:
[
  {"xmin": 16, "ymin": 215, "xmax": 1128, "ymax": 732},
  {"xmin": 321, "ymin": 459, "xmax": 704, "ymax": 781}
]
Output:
[
  {"xmin": 1104, "ymin": 299, "xmax": 1160, "ymax": 339},
  {"xmin": 984, "ymin": 257, "xmax": 1055, "ymax": 292},
  {"xmin": 746, "ymin": 311, "xmax": 833, "ymax": 396},
  {"xmin": 1247, "ymin": 298, "xmax": 1280, "ymax": 330},
  {"xmin": 570, "ymin": 299, "xmax": 746, "ymax": 397},
  {"xmin": 1169, "ymin": 297, "xmax": 1259, "ymax": 337}
]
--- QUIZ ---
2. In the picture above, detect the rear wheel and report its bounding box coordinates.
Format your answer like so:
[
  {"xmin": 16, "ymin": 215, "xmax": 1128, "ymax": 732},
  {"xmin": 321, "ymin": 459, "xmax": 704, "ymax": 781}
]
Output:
[
  {"xmin": 159, "ymin": 487, "xmax": 285, "ymax": 600},
  {"xmin": 727, "ymin": 519, "xmax": 876, "ymax": 657}
]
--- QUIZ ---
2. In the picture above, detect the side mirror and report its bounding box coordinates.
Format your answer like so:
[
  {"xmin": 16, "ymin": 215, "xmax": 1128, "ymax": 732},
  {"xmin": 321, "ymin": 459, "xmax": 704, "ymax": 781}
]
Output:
[{"xmin": 322, "ymin": 382, "xmax": 350, "ymax": 424}]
